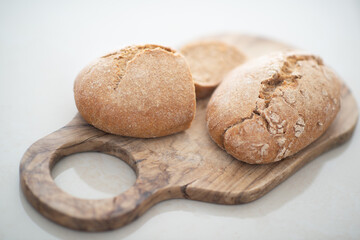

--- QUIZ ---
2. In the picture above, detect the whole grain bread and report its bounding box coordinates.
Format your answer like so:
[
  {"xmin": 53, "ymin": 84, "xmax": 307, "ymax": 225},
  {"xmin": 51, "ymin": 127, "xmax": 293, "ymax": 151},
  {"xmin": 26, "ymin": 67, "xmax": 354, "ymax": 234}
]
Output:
[
  {"xmin": 180, "ymin": 41, "xmax": 246, "ymax": 99},
  {"xmin": 206, "ymin": 51, "xmax": 341, "ymax": 164},
  {"xmin": 74, "ymin": 44, "xmax": 196, "ymax": 138}
]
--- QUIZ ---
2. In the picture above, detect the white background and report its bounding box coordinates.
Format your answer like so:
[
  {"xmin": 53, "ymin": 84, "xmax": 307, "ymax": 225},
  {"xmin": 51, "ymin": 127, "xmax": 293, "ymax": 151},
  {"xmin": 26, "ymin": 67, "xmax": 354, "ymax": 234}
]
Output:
[{"xmin": 1, "ymin": 0, "xmax": 360, "ymax": 239}]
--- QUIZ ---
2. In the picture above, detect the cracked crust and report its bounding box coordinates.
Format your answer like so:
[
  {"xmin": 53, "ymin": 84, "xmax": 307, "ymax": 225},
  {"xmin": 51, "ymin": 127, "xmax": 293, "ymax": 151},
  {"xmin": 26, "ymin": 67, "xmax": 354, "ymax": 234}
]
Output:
[
  {"xmin": 180, "ymin": 41, "xmax": 246, "ymax": 99},
  {"xmin": 206, "ymin": 51, "xmax": 341, "ymax": 164},
  {"xmin": 74, "ymin": 44, "xmax": 196, "ymax": 138}
]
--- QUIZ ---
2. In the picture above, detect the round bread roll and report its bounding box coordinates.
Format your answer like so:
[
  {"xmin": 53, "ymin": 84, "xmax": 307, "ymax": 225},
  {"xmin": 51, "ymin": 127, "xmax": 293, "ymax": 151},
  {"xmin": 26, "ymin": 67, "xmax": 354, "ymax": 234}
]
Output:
[
  {"xmin": 180, "ymin": 41, "xmax": 246, "ymax": 99},
  {"xmin": 74, "ymin": 44, "xmax": 196, "ymax": 138},
  {"xmin": 206, "ymin": 51, "xmax": 341, "ymax": 164}
]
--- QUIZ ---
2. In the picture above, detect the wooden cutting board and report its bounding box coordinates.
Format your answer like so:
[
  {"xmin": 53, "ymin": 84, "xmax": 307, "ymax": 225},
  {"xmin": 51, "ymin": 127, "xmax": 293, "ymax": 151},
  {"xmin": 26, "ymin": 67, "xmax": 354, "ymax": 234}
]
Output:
[{"xmin": 20, "ymin": 34, "xmax": 358, "ymax": 232}]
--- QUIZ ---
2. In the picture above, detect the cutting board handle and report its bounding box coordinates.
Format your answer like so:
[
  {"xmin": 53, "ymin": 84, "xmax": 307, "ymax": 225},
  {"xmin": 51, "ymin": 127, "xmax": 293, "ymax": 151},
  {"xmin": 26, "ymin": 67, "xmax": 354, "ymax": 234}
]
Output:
[{"xmin": 20, "ymin": 114, "xmax": 169, "ymax": 231}]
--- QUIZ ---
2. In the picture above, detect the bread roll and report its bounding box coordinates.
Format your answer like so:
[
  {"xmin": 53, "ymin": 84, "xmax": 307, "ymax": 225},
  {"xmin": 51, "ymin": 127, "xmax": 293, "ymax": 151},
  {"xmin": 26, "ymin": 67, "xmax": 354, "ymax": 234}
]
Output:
[
  {"xmin": 206, "ymin": 51, "xmax": 341, "ymax": 164},
  {"xmin": 180, "ymin": 41, "xmax": 246, "ymax": 99},
  {"xmin": 74, "ymin": 44, "xmax": 196, "ymax": 138}
]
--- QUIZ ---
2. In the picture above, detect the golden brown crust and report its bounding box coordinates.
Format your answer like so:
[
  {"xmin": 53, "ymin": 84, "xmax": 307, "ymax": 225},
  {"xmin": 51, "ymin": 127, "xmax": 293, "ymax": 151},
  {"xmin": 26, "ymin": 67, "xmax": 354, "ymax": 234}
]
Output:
[
  {"xmin": 74, "ymin": 45, "xmax": 196, "ymax": 138},
  {"xmin": 180, "ymin": 41, "xmax": 246, "ymax": 99},
  {"xmin": 206, "ymin": 51, "xmax": 341, "ymax": 164}
]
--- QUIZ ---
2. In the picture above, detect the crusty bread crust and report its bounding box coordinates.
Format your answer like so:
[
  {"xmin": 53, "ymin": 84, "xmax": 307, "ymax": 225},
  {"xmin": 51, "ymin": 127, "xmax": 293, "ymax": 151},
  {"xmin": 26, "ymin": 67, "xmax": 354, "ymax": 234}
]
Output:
[
  {"xmin": 180, "ymin": 41, "xmax": 246, "ymax": 99},
  {"xmin": 74, "ymin": 45, "xmax": 196, "ymax": 138},
  {"xmin": 206, "ymin": 51, "xmax": 341, "ymax": 164}
]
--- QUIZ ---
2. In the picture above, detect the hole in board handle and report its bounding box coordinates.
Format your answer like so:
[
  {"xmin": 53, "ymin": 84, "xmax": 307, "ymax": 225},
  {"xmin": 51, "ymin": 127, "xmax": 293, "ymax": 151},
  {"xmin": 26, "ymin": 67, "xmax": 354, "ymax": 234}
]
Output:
[{"xmin": 51, "ymin": 152, "xmax": 136, "ymax": 199}]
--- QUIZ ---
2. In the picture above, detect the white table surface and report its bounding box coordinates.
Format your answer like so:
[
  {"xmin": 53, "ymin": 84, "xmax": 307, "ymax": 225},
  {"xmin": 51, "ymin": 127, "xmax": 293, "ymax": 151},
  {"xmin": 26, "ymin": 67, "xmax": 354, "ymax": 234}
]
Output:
[{"xmin": 1, "ymin": 0, "xmax": 360, "ymax": 239}]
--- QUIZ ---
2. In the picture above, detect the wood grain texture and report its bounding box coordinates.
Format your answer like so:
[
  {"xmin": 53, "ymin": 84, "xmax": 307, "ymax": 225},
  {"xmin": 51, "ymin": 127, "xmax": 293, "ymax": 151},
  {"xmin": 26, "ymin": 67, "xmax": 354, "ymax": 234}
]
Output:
[{"xmin": 20, "ymin": 34, "xmax": 358, "ymax": 231}]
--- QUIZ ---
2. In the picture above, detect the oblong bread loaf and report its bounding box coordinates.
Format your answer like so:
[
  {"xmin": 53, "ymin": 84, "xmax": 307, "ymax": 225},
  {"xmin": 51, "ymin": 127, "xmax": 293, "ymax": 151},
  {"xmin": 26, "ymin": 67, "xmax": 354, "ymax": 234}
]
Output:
[{"xmin": 206, "ymin": 51, "xmax": 341, "ymax": 164}]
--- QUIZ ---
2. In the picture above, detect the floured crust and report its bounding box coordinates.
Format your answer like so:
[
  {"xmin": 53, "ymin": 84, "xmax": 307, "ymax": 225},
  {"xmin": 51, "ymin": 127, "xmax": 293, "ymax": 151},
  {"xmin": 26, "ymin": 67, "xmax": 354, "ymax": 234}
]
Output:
[
  {"xmin": 74, "ymin": 44, "xmax": 196, "ymax": 138},
  {"xmin": 206, "ymin": 51, "xmax": 341, "ymax": 164},
  {"xmin": 180, "ymin": 41, "xmax": 246, "ymax": 99}
]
